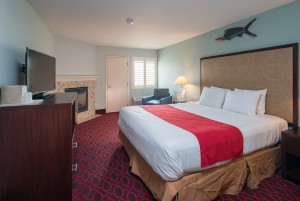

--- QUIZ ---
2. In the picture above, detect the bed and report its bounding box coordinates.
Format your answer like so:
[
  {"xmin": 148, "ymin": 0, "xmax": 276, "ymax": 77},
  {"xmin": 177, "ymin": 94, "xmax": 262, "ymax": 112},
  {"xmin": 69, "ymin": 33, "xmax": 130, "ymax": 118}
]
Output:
[{"xmin": 118, "ymin": 43, "xmax": 298, "ymax": 201}]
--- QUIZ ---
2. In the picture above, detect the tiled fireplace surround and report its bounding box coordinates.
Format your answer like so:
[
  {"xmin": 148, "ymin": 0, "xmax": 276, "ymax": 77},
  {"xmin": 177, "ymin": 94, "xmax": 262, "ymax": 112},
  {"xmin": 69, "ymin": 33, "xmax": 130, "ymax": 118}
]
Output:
[{"xmin": 55, "ymin": 76, "xmax": 98, "ymax": 122}]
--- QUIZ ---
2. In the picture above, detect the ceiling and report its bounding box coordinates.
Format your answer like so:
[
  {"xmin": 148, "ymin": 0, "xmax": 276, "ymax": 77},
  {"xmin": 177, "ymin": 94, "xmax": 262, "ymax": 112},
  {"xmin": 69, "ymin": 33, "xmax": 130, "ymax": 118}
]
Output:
[{"xmin": 28, "ymin": 0, "xmax": 293, "ymax": 50}]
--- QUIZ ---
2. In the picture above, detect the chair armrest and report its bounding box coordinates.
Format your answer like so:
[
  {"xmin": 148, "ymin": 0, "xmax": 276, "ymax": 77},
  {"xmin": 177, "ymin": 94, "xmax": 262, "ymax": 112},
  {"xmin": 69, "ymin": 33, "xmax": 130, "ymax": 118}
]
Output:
[
  {"xmin": 142, "ymin": 96, "xmax": 154, "ymax": 104},
  {"xmin": 160, "ymin": 96, "xmax": 172, "ymax": 104}
]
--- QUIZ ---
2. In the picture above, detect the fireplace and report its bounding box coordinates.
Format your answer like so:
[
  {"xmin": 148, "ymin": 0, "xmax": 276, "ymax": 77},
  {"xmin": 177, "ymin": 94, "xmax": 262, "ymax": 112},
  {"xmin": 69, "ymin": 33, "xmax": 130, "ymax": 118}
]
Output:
[
  {"xmin": 56, "ymin": 76, "xmax": 98, "ymax": 122},
  {"xmin": 65, "ymin": 87, "xmax": 88, "ymax": 113}
]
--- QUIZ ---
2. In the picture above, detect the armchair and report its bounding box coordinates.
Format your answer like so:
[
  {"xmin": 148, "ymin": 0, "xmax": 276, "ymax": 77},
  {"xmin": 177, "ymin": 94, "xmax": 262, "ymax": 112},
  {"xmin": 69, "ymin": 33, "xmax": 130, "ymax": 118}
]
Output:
[{"xmin": 142, "ymin": 88, "xmax": 172, "ymax": 105}]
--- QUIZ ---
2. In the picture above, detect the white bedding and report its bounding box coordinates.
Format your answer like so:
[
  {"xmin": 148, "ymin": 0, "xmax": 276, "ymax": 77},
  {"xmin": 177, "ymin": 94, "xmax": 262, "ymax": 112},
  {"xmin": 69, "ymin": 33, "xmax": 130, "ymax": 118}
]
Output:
[{"xmin": 118, "ymin": 102, "xmax": 287, "ymax": 181}]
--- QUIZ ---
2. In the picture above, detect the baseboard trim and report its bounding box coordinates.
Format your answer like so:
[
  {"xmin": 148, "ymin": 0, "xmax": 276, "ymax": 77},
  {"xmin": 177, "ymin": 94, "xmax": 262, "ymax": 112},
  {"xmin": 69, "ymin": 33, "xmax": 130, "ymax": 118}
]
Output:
[{"xmin": 96, "ymin": 109, "xmax": 106, "ymax": 114}]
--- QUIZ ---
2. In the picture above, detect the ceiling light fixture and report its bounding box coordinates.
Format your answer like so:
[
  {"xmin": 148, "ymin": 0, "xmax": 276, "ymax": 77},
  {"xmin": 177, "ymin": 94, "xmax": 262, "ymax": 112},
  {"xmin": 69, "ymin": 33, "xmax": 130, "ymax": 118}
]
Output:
[{"xmin": 126, "ymin": 17, "xmax": 134, "ymax": 25}]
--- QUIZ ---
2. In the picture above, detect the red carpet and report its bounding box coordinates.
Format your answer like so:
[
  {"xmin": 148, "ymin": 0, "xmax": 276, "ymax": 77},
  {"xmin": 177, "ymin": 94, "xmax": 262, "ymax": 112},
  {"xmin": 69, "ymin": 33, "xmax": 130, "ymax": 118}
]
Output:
[{"xmin": 72, "ymin": 113, "xmax": 300, "ymax": 201}]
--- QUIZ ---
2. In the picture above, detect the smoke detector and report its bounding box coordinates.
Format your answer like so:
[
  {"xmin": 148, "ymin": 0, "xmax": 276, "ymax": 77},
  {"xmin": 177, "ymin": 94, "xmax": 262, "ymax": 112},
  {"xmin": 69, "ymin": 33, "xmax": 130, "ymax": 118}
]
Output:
[{"xmin": 126, "ymin": 18, "xmax": 134, "ymax": 25}]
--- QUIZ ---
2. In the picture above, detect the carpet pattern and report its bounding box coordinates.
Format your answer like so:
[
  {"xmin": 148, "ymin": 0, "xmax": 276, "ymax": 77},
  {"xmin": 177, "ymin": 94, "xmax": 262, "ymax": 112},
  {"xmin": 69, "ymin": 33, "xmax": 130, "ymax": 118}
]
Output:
[{"xmin": 72, "ymin": 113, "xmax": 300, "ymax": 201}]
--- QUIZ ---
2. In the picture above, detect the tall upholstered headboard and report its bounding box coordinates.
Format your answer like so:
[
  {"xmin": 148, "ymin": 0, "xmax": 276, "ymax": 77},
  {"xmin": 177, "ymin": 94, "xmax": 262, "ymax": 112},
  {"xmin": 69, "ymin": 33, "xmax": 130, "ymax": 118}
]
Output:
[{"xmin": 200, "ymin": 43, "xmax": 298, "ymax": 126}]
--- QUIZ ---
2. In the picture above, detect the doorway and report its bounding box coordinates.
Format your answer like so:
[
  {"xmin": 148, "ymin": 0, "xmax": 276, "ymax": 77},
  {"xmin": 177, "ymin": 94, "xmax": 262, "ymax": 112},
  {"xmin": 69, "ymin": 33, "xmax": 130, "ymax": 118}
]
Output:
[{"xmin": 106, "ymin": 56, "xmax": 129, "ymax": 113}]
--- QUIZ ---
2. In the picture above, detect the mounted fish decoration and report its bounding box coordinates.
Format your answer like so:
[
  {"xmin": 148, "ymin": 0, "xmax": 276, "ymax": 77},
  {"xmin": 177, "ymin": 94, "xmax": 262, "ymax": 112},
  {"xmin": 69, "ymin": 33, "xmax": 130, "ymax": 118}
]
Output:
[{"xmin": 216, "ymin": 18, "xmax": 257, "ymax": 40}]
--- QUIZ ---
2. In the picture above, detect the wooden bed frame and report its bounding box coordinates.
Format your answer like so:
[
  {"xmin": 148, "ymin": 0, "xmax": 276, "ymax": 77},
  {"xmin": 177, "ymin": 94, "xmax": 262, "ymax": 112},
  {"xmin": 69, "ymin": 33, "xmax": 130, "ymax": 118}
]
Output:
[{"xmin": 119, "ymin": 43, "xmax": 299, "ymax": 201}]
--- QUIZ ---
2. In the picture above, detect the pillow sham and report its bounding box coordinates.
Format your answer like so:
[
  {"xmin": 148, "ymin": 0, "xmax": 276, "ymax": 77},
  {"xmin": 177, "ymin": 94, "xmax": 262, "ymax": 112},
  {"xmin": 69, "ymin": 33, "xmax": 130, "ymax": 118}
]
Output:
[
  {"xmin": 234, "ymin": 88, "xmax": 267, "ymax": 115},
  {"xmin": 223, "ymin": 90, "xmax": 261, "ymax": 115},
  {"xmin": 211, "ymin": 86, "xmax": 231, "ymax": 92},
  {"xmin": 199, "ymin": 87, "xmax": 226, "ymax": 108}
]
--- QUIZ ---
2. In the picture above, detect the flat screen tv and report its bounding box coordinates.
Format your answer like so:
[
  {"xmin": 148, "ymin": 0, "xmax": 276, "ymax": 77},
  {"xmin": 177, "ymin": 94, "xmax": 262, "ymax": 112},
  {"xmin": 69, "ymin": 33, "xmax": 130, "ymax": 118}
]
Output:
[{"xmin": 25, "ymin": 47, "xmax": 56, "ymax": 99}]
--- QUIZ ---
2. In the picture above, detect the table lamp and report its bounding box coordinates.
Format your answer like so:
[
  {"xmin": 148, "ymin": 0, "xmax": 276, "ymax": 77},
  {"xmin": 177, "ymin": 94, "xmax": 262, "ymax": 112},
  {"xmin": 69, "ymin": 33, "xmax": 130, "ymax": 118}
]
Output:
[{"xmin": 174, "ymin": 76, "xmax": 188, "ymax": 101}]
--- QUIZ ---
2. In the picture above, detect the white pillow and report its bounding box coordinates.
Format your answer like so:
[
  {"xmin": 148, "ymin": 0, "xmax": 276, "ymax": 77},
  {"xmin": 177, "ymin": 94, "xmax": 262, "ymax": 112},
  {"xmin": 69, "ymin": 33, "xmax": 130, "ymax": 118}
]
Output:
[
  {"xmin": 211, "ymin": 86, "xmax": 231, "ymax": 92},
  {"xmin": 234, "ymin": 89, "xmax": 267, "ymax": 115},
  {"xmin": 199, "ymin": 87, "xmax": 226, "ymax": 108},
  {"xmin": 223, "ymin": 90, "xmax": 261, "ymax": 115}
]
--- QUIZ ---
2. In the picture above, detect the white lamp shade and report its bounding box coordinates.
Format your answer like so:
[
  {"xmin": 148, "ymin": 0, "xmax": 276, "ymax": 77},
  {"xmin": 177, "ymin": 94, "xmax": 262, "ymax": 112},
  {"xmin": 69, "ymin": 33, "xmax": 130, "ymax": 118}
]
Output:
[{"xmin": 174, "ymin": 76, "xmax": 188, "ymax": 85}]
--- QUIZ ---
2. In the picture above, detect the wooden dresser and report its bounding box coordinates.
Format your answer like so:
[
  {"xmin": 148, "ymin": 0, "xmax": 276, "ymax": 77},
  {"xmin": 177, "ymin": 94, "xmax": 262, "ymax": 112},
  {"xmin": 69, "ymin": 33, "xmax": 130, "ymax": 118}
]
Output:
[{"xmin": 0, "ymin": 93, "xmax": 77, "ymax": 201}]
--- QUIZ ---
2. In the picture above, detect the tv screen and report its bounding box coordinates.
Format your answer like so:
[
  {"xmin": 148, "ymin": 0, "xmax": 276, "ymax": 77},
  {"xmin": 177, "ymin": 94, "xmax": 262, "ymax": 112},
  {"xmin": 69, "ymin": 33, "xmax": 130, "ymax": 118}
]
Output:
[{"xmin": 25, "ymin": 48, "xmax": 56, "ymax": 95}]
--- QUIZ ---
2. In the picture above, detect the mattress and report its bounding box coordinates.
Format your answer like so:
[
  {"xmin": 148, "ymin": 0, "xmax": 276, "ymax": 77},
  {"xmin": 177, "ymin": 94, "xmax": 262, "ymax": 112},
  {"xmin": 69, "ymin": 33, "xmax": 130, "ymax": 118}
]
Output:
[{"xmin": 118, "ymin": 102, "xmax": 287, "ymax": 181}]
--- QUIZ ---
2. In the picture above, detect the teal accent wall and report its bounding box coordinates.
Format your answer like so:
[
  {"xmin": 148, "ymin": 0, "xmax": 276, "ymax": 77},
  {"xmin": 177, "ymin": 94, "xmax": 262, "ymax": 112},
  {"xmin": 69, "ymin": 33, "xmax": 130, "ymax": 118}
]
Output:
[{"xmin": 158, "ymin": 1, "xmax": 300, "ymax": 104}]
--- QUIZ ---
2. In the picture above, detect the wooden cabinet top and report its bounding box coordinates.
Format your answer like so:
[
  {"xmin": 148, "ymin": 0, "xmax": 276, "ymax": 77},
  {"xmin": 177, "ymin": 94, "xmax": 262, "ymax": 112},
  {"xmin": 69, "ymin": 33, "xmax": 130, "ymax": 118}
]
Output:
[
  {"xmin": 41, "ymin": 92, "xmax": 77, "ymax": 105},
  {"xmin": 282, "ymin": 127, "xmax": 300, "ymax": 137},
  {"xmin": 0, "ymin": 92, "xmax": 77, "ymax": 110}
]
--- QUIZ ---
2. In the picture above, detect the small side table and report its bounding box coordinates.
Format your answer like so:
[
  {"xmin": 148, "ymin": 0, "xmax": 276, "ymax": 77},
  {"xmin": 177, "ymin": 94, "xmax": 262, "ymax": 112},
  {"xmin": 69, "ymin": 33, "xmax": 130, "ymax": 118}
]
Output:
[
  {"xmin": 132, "ymin": 96, "xmax": 143, "ymax": 105},
  {"xmin": 281, "ymin": 127, "xmax": 300, "ymax": 185}
]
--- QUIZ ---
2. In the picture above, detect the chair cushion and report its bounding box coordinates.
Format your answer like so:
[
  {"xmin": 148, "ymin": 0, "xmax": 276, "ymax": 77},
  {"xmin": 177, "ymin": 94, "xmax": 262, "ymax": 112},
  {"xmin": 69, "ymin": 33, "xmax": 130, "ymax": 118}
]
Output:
[
  {"xmin": 145, "ymin": 99, "xmax": 161, "ymax": 105},
  {"xmin": 153, "ymin": 88, "xmax": 170, "ymax": 99}
]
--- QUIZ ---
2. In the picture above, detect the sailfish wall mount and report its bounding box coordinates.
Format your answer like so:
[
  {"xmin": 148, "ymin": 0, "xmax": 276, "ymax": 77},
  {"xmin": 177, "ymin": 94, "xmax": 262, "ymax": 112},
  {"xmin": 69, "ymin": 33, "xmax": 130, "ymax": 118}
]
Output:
[{"xmin": 216, "ymin": 18, "xmax": 257, "ymax": 41}]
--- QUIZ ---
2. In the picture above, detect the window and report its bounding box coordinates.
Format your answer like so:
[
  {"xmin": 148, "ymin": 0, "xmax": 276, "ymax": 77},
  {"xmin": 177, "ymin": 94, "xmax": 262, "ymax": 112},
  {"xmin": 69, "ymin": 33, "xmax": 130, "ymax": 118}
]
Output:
[{"xmin": 132, "ymin": 57, "xmax": 157, "ymax": 88}]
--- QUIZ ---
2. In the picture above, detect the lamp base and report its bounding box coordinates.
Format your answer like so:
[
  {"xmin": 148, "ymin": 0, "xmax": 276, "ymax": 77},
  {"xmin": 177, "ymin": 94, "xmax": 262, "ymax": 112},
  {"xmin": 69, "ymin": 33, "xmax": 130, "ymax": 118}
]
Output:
[{"xmin": 176, "ymin": 94, "xmax": 185, "ymax": 102}]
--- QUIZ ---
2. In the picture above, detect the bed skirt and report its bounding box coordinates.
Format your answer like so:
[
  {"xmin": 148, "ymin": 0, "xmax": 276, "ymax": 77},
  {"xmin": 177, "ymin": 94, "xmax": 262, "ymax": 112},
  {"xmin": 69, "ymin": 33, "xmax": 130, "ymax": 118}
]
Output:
[{"xmin": 118, "ymin": 131, "xmax": 281, "ymax": 201}]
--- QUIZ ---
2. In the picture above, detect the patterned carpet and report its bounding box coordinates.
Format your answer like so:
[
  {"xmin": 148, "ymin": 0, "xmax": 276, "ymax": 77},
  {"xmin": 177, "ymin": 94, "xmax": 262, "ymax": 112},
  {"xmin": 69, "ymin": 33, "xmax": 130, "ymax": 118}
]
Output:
[{"xmin": 72, "ymin": 112, "xmax": 300, "ymax": 201}]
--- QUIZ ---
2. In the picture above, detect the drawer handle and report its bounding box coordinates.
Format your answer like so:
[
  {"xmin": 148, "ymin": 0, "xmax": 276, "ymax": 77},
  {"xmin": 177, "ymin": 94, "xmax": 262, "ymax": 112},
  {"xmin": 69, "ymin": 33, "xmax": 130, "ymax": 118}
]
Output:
[
  {"xmin": 72, "ymin": 164, "xmax": 77, "ymax": 172},
  {"xmin": 72, "ymin": 142, "xmax": 78, "ymax": 148}
]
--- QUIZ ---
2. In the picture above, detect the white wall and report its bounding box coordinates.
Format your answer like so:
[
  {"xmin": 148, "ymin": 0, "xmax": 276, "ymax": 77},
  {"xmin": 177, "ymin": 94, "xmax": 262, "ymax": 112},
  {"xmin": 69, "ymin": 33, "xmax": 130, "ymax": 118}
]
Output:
[
  {"xmin": 96, "ymin": 46, "xmax": 157, "ymax": 109},
  {"xmin": 0, "ymin": 0, "xmax": 54, "ymax": 86},
  {"xmin": 54, "ymin": 36, "xmax": 97, "ymax": 75},
  {"xmin": 53, "ymin": 36, "xmax": 157, "ymax": 110}
]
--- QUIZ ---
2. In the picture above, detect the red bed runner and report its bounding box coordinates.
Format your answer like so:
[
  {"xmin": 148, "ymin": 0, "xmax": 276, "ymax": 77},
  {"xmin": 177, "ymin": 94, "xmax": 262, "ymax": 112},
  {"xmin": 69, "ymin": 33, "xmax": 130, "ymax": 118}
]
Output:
[{"xmin": 141, "ymin": 105, "xmax": 243, "ymax": 167}]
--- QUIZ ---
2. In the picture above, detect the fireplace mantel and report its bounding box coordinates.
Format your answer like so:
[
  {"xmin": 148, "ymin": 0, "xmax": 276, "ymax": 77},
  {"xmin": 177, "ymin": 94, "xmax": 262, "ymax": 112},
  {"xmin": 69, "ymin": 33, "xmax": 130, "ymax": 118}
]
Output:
[{"xmin": 56, "ymin": 75, "xmax": 99, "ymax": 81}]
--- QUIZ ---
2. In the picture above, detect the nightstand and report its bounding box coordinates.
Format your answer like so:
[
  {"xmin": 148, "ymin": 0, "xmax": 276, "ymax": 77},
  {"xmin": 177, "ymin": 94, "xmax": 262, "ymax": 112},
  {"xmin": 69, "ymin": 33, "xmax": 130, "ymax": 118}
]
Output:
[
  {"xmin": 132, "ymin": 96, "xmax": 143, "ymax": 105},
  {"xmin": 281, "ymin": 127, "xmax": 300, "ymax": 185}
]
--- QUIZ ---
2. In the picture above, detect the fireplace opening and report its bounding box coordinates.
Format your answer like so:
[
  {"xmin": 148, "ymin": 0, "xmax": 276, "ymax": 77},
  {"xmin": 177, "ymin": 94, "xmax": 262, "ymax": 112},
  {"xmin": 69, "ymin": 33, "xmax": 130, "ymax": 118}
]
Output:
[{"xmin": 65, "ymin": 87, "xmax": 88, "ymax": 113}]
